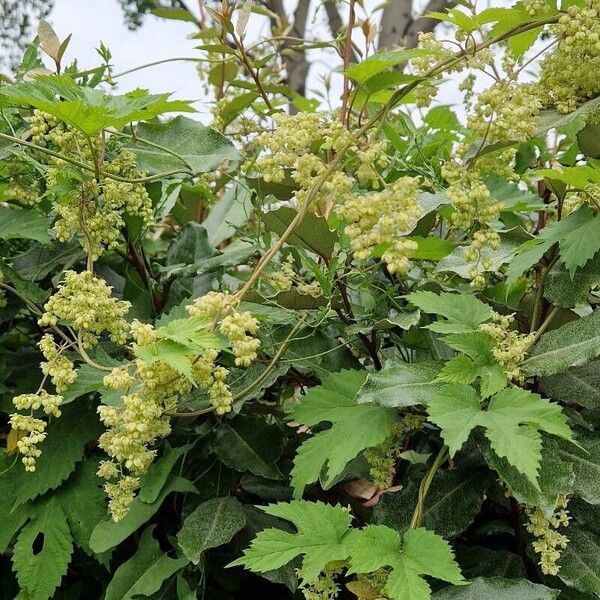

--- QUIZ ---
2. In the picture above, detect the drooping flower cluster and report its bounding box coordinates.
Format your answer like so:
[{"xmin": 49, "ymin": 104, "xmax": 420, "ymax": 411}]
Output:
[
  {"xmin": 300, "ymin": 561, "xmax": 344, "ymax": 600},
  {"xmin": 38, "ymin": 270, "xmax": 130, "ymax": 347},
  {"xmin": 38, "ymin": 334, "xmax": 77, "ymax": 392},
  {"xmin": 10, "ymin": 391, "xmax": 63, "ymax": 472},
  {"xmin": 526, "ymin": 494, "xmax": 571, "ymax": 575},
  {"xmin": 336, "ymin": 177, "xmax": 422, "ymax": 274},
  {"xmin": 30, "ymin": 110, "xmax": 153, "ymax": 260},
  {"xmin": 538, "ymin": 0, "xmax": 600, "ymax": 113},
  {"xmin": 468, "ymin": 82, "xmax": 542, "ymax": 144},
  {"xmin": 264, "ymin": 255, "xmax": 323, "ymax": 297},
  {"xmin": 479, "ymin": 312, "xmax": 534, "ymax": 382}
]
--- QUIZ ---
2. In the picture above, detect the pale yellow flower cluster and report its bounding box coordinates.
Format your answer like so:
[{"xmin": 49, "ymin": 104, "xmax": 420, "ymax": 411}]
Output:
[{"xmin": 526, "ymin": 495, "xmax": 570, "ymax": 576}]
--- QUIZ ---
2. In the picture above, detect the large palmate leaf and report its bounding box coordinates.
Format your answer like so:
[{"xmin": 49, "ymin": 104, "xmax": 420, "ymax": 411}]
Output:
[
  {"xmin": 105, "ymin": 527, "xmax": 188, "ymax": 600},
  {"xmin": 289, "ymin": 370, "xmax": 396, "ymax": 496},
  {"xmin": 0, "ymin": 75, "xmax": 193, "ymax": 134},
  {"xmin": 407, "ymin": 291, "xmax": 494, "ymax": 334},
  {"xmin": 347, "ymin": 526, "xmax": 465, "ymax": 600},
  {"xmin": 539, "ymin": 361, "xmax": 600, "ymax": 410},
  {"xmin": 177, "ymin": 497, "xmax": 246, "ymax": 564},
  {"xmin": 427, "ymin": 384, "xmax": 573, "ymax": 485},
  {"xmin": 124, "ymin": 116, "xmax": 240, "ymax": 174},
  {"xmin": 523, "ymin": 311, "xmax": 600, "ymax": 376},
  {"xmin": 229, "ymin": 501, "xmax": 352, "ymax": 582},
  {"xmin": 12, "ymin": 497, "xmax": 73, "ymax": 600},
  {"xmin": 359, "ymin": 360, "xmax": 443, "ymax": 407}
]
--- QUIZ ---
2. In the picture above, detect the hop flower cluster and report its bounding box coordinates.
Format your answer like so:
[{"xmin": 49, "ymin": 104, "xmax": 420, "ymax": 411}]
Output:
[
  {"xmin": 539, "ymin": 1, "xmax": 600, "ymax": 113},
  {"xmin": 38, "ymin": 334, "xmax": 77, "ymax": 392},
  {"xmin": 523, "ymin": 0, "xmax": 551, "ymax": 15},
  {"xmin": 10, "ymin": 391, "xmax": 63, "ymax": 472},
  {"xmin": 31, "ymin": 110, "xmax": 152, "ymax": 260},
  {"xmin": 4, "ymin": 183, "xmax": 40, "ymax": 206},
  {"xmin": 98, "ymin": 391, "xmax": 172, "ymax": 521},
  {"xmin": 526, "ymin": 495, "xmax": 571, "ymax": 575},
  {"xmin": 479, "ymin": 313, "xmax": 534, "ymax": 382},
  {"xmin": 336, "ymin": 177, "xmax": 422, "ymax": 274},
  {"xmin": 300, "ymin": 561, "xmax": 344, "ymax": 600},
  {"xmin": 38, "ymin": 271, "xmax": 130, "ymax": 347},
  {"xmin": 468, "ymin": 82, "xmax": 542, "ymax": 144},
  {"xmin": 188, "ymin": 291, "xmax": 261, "ymax": 368}
]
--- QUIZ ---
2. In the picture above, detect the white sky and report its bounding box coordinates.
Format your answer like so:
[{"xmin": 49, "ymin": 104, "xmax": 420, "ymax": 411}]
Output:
[{"xmin": 44, "ymin": 0, "xmax": 516, "ymax": 123}]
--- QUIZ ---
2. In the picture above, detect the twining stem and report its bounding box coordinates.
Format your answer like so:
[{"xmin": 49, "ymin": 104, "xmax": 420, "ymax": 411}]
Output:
[
  {"xmin": 410, "ymin": 445, "xmax": 449, "ymax": 529},
  {"xmin": 530, "ymin": 255, "xmax": 558, "ymax": 332},
  {"xmin": 340, "ymin": 0, "xmax": 356, "ymax": 126}
]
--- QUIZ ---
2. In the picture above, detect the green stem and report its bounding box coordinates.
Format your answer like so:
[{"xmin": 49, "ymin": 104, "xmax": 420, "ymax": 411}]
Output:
[
  {"xmin": 410, "ymin": 445, "xmax": 449, "ymax": 529},
  {"xmin": 0, "ymin": 132, "xmax": 193, "ymax": 182}
]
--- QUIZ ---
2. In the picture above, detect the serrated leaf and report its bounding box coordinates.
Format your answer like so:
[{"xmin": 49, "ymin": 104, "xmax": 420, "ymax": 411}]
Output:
[
  {"xmin": 0, "ymin": 75, "xmax": 194, "ymax": 135},
  {"xmin": 348, "ymin": 526, "xmax": 465, "ymax": 600},
  {"xmin": 432, "ymin": 576, "xmax": 560, "ymax": 599},
  {"xmin": 0, "ymin": 206, "xmax": 50, "ymax": 243},
  {"xmin": 105, "ymin": 526, "xmax": 188, "ymax": 600},
  {"xmin": 544, "ymin": 255, "xmax": 600, "ymax": 308},
  {"xmin": 346, "ymin": 48, "xmax": 439, "ymax": 83},
  {"xmin": 407, "ymin": 291, "xmax": 493, "ymax": 333},
  {"xmin": 480, "ymin": 439, "xmax": 574, "ymax": 516},
  {"xmin": 428, "ymin": 385, "xmax": 572, "ymax": 485},
  {"xmin": 523, "ymin": 310, "xmax": 600, "ymax": 376},
  {"xmin": 290, "ymin": 370, "xmax": 396, "ymax": 495},
  {"xmin": 359, "ymin": 361, "xmax": 443, "ymax": 407},
  {"xmin": 12, "ymin": 403, "xmax": 102, "ymax": 506},
  {"xmin": 229, "ymin": 501, "xmax": 352, "ymax": 582},
  {"xmin": 54, "ymin": 459, "xmax": 108, "ymax": 556},
  {"xmin": 123, "ymin": 116, "xmax": 239, "ymax": 175},
  {"xmin": 12, "ymin": 497, "xmax": 73, "ymax": 600},
  {"xmin": 177, "ymin": 496, "xmax": 246, "ymax": 564},
  {"xmin": 211, "ymin": 416, "xmax": 284, "ymax": 480},
  {"xmin": 558, "ymin": 524, "xmax": 600, "ymax": 595}
]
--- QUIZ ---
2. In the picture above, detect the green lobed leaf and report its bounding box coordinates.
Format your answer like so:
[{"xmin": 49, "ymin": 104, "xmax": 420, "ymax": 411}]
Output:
[
  {"xmin": 0, "ymin": 75, "xmax": 194, "ymax": 135},
  {"xmin": 177, "ymin": 496, "xmax": 246, "ymax": 564},
  {"xmin": 290, "ymin": 370, "xmax": 396, "ymax": 495},
  {"xmin": 229, "ymin": 501, "xmax": 352, "ymax": 582},
  {"xmin": 407, "ymin": 291, "xmax": 493, "ymax": 334},
  {"xmin": 12, "ymin": 497, "xmax": 73, "ymax": 600},
  {"xmin": 105, "ymin": 526, "xmax": 188, "ymax": 600}
]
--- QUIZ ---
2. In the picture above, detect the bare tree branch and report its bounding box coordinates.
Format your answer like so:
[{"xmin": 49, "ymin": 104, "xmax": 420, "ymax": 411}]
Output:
[
  {"xmin": 378, "ymin": 0, "xmax": 413, "ymax": 50},
  {"xmin": 404, "ymin": 0, "xmax": 456, "ymax": 48}
]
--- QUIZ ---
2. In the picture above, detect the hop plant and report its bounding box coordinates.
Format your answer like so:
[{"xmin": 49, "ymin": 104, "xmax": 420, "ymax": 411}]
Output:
[
  {"xmin": 38, "ymin": 334, "xmax": 77, "ymax": 392},
  {"xmin": 38, "ymin": 270, "xmax": 130, "ymax": 347}
]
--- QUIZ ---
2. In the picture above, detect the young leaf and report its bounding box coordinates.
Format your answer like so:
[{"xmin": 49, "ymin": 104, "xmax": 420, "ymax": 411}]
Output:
[
  {"xmin": 427, "ymin": 384, "xmax": 573, "ymax": 485},
  {"xmin": 229, "ymin": 501, "xmax": 352, "ymax": 582},
  {"xmin": 407, "ymin": 291, "xmax": 493, "ymax": 333},
  {"xmin": 289, "ymin": 370, "xmax": 396, "ymax": 496},
  {"xmin": 347, "ymin": 526, "xmax": 465, "ymax": 600},
  {"xmin": 12, "ymin": 497, "xmax": 73, "ymax": 600}
]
